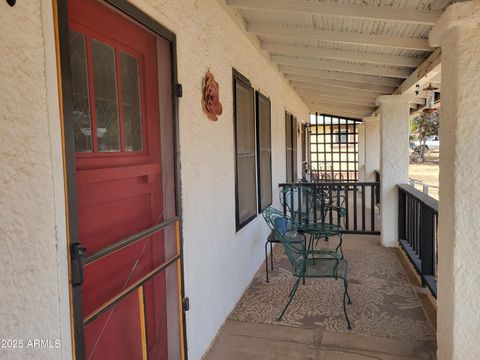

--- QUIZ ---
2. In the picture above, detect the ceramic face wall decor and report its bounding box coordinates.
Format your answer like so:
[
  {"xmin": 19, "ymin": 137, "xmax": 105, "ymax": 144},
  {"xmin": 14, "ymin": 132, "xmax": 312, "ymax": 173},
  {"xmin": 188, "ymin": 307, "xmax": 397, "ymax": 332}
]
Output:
[{"xmin": 202, "ymin": 70, "xmax": 223, "ymax": 121}]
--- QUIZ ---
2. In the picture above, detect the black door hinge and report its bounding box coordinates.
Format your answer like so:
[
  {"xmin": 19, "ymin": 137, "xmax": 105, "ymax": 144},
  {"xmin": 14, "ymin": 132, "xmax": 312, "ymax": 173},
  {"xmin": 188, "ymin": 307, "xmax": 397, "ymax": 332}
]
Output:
[
  {"xmin": 71, "ymin": 243, "xmax": 86, "ymax": 287},
  {"xmin": 176, "ymin": 84, "xmax": 183, "ymax": 98},
  {"xmin": 182, "ymin": 297, "xmax": 190, "ymax": 312}
]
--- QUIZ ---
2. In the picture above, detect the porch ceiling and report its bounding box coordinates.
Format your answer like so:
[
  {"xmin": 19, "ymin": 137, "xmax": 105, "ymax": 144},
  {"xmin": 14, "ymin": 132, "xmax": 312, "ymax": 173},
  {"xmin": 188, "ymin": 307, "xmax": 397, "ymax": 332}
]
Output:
[{"xmin": 226, "ymin": 0, "xmax": 457, "ymax": 118}]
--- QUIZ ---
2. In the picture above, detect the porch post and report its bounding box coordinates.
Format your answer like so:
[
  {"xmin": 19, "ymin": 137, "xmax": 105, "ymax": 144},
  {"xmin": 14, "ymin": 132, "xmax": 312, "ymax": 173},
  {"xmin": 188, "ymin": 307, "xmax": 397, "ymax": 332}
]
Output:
[
  {"xmin": 376, "ymin": 95, "xmax": 410, "ymax": 247},
  {"xmin": 363, "ymin": 116, "xmax": 380, "ymax": 182},
  {"xmin": 357, "ymin": 123, "xmax": 366, "ymax": 181},
  {"xmin": 430, "ymin": 2, "xmax": 480, "ymax": 359}
]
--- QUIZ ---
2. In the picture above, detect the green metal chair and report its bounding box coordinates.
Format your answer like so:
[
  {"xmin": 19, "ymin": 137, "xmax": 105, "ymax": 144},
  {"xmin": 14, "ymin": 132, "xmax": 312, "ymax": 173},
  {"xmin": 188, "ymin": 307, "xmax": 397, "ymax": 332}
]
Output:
[
  {"xmin": 280, "ymin": 185, "xmax": 347, "ymax": 258},
  {"xmin": 262, "ymin": 207, "xmax": 352, "ymax": 329}
]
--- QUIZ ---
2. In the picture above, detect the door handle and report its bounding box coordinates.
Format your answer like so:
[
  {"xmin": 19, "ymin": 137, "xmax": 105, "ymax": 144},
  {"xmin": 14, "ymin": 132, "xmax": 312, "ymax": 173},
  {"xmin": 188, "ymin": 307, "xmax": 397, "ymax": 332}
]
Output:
[{"xmin": 71, "ymin": 243, "xmax": 87, "ymax": 287}]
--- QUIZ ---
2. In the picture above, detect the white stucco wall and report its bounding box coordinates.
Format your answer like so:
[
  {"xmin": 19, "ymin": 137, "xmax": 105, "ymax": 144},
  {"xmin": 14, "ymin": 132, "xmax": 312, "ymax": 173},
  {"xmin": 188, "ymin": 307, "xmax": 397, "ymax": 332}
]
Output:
[
  {"xmin": 0, "ymin": 1, "xmax": 71, "ymax": 359},
  {"xmin": 377, "ymin": 96, "xmax": 410, "ymax": 247},
  {"xmin": 357, "ymin": 124, "xmax": 366, "ymax": 182},
  {"xmin": 430, "ymin": 2, "xmax": 480, "ymax": 359},
  {"xmin": 0, "ymin": 0, "xmax": 310, "ymax": 359},
  {"xmin": 364, "ymin": 116, "xmax": 380, "ymax": 183}
]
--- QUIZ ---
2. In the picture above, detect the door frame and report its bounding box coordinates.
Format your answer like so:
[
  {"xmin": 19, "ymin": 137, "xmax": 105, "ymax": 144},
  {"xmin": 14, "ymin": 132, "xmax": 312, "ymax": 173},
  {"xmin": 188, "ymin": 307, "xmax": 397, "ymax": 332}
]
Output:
[{"xmin": 54, "ymin": 0, "xmax": 187, "ymax": 358}]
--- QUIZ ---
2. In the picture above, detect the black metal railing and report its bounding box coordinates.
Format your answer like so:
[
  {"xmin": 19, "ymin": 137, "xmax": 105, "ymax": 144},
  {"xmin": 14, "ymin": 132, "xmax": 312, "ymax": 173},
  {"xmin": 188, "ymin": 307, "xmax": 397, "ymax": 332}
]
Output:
[
  {"xmin": 397, "ymin": 184, "xmax": 438, "ymax": 298},
  {"xmin": 279, "ymin": 182, "xmax": 380, "ymax": 234}
]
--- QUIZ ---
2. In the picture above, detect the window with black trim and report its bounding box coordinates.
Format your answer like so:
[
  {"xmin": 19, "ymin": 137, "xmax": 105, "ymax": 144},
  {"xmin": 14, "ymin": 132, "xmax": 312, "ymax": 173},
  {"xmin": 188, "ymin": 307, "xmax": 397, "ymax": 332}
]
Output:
[
  {"xmin": 256, "ymin": 91, "xmax": 272, "ymax": 213},
  {"xmin": 285, "ymin": 112, "xmax": 298, "ymax": 182},
  {"xmin": 233, "ymin": 70, "xmax": 257, "ymax": 230}
]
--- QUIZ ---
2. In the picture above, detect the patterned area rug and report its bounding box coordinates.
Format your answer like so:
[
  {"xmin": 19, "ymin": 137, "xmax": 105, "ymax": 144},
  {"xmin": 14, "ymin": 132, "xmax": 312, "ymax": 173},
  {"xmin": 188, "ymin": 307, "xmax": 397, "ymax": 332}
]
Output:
[{"xmin": 229, "ymin": 242, "xmax": 436, "ymax": 342}]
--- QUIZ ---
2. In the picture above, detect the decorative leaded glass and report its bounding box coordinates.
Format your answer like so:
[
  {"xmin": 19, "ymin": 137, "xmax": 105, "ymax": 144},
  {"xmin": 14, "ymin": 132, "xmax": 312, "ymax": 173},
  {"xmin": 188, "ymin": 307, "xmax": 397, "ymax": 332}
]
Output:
[
  {"xmin": 120, "ymin": 52, "xmax": 143, "ymax": 152},
  {"xmin": 69, "ymin": 30, "xmax": 92, "ymax": 152},
  {"xmin": 91, "ymin": 39, "xmax": 120, "ymax": 152}
]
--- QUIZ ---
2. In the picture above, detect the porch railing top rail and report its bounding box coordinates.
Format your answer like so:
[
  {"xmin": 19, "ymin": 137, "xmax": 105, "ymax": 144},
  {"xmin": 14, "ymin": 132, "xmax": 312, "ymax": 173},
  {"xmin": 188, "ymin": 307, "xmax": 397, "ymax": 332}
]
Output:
[
  {"xmin": 398, "ymin": 183, "xmax": 438, "ymax": 212},
  {"xmin": 279, "ymin": 181, "xmax": 380, "ymax": 235},
  {"xmin": 279, "ymin": 181, "xmax": 379, "ymax": 187}
]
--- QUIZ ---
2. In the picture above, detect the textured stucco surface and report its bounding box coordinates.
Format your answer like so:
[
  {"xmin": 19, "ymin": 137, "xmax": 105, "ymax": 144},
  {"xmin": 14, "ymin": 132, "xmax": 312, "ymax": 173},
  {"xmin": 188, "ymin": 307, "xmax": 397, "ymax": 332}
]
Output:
[
  {"xmin": 430, "ymin": 2, "xmax": 480, "ymax": 359},
  {"xmin": 377, "ymin": 96, "xmax": 410, "ymax": 247},
  {"xmin": 363, "ymin": 116, "xmax": 380, "ymax": 210},
  {"xmin": 2, "ymin": 0, "xmax": 309, "ymax": 359},
  {"xmin": 357, "ymin": 124, "xmax": 366, "ymax": 182},
  {"xmin": 0, "ymin": 1, "xmax": 70, "ymax": 359},
  {"xmin": 364, "ymin": 116, "xmax": 380, "ymax": 183}
]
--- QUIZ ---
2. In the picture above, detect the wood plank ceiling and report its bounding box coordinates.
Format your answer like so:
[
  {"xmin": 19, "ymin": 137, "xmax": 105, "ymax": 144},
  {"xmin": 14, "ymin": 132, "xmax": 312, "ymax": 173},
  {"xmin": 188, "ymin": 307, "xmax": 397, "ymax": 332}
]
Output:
[{"xmin": 226, "ymin": 0, "xmax": 458, "ymax": 119}]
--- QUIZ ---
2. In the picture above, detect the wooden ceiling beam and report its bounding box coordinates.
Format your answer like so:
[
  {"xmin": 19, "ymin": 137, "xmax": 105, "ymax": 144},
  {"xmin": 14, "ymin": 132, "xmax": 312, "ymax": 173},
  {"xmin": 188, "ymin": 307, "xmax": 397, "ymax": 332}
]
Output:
[
  {"xmin": 298, "ymin": 93, "xmax": 376, "ymax": 107},
  {"xmin": 285, "ymin": 74, "xmax": 396, "ymax": 94},
  {"xmin": 272, "ymin": 55, "xmax": 411, "ymax": 79},
  {"xmin": 263, "ymin": 43, "xmax": 424, "ymax": 68},
  {"xmin": 247, "ymin": 23, "xmax": 432, "ymax": 51},
  {"xmin": 227, "ymin": 0, "xmax": 441, "ymax": 26},
  {"xmin": 279, "ymin": 65, "xmax": 402, "ymax": 87},
  {"xmin": 301, "ymin": 99, "xmax": 376, "ymax": 114},
  {"xmin": 292, "ymin": 83, "xmax": 380, "ymax": 101},
  {"xmin": 307, "ymin": 104, "xmax": 370, "ymax": 118}
]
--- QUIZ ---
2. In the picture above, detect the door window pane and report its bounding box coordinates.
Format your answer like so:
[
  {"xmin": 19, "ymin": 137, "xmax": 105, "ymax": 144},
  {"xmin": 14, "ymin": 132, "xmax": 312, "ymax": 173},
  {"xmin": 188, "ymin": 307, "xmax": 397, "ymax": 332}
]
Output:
[
  {"xmin": 91, "ymin": 39, "xmax": 120, "ymax": 152},
  {"xmin": 120, "ymin": 52, "xmax": 143, "ymax": 152},
  {"xmin": 69, "ymin": 30, "xmax": 92, "ymax": 152}
]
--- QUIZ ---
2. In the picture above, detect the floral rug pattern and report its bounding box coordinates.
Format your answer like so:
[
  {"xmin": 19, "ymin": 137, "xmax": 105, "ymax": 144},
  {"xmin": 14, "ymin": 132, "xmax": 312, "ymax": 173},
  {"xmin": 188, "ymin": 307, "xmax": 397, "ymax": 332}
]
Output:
[{"xmin": 229, "ymin": 244, "xmax": 435, "ymax": 342}]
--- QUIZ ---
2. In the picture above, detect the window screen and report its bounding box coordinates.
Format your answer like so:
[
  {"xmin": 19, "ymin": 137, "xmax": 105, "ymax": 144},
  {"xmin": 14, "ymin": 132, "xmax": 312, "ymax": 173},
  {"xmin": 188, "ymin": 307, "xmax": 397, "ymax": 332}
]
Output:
[
  {"xmin": 285, "ymin": 112, "xmax": 297, "ymax": 182},
  {"xmin": 256, "ymin": 91, "xmax": 272, "ymax": 212},
  {"xmin": 234, "ymin": 71, "xmax": 257, "ymax": 230}
]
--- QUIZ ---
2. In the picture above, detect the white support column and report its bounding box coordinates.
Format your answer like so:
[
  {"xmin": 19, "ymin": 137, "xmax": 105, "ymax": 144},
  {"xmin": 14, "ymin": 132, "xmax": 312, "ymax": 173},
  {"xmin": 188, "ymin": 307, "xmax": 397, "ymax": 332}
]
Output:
[
  {"xmin": 363, "ymin": 116, "xmax": 380, "ymax": 211},
  {"xmin": 357, "ymin": 123, "xmax": 366, "ymax": 182},
  {"xmin": 363, "ymin": 116, "xmax": 380, "ymax": 182},
  {"xmin": 376, "ymin": 95, "xmax": 410, "ymax": 247},
  {"xmin": 430, "ymin": 3, "xmax": 480, "ymax": 359}
]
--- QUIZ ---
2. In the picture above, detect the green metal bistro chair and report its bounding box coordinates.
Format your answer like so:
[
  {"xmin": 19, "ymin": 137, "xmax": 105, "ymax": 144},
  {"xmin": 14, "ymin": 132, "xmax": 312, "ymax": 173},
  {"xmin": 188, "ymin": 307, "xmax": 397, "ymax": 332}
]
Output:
[
  {"xmin": 280, "ymin": 186, "xmax": 347, "ymax": 258},
  {"xmin": 262, "ymin": 207, "xmax": 352, "ymax": 329}
]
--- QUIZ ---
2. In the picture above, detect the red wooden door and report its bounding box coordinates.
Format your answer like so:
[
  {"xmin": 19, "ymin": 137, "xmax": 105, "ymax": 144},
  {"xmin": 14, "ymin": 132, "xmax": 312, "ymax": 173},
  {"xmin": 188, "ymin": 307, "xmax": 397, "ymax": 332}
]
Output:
[{"xmin": 67, "ymin": 0, "xmax": 181, "ymax": 358}]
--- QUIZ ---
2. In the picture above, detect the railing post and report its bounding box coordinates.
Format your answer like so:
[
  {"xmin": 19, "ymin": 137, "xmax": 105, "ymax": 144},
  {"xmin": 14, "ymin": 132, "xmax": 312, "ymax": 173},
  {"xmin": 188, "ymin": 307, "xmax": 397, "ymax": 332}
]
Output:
[
  {"xmin": 422, "ymin": 184, "xmax": 429, "ymax": 195},
  {"xmin": 398, "ymin": 189, "xmax": 406, "ymax": 241},
  {"xmin": 420, "ymin": 205, "xmax": 435, "ymax": 285}
]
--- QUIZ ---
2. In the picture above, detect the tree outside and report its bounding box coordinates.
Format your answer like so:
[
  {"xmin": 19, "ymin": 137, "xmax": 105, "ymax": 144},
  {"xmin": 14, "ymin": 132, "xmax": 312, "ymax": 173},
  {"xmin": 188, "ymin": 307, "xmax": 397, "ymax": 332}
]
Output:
[{"xmin": 410, "ymin": 111, "xmax": 440, "ymax": 161}]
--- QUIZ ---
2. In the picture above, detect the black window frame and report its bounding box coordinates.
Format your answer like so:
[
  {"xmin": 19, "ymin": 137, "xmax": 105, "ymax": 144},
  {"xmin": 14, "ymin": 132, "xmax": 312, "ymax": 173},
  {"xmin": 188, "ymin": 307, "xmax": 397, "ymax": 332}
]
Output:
[
  {"xmin": 255, "ymin": 91, "xmax": 272, "ymax": 213},
  {"xmin": 233, "ymin": 69, "xmax": 257, "ymax": 230}
]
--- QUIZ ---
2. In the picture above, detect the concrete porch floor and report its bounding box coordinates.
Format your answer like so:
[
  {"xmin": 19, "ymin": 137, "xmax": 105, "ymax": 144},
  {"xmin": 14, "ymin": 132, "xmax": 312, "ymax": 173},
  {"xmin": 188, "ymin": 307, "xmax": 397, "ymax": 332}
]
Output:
[{"xmin": 204, "ymin": 235, "xmax": 437, "ymax": 360}]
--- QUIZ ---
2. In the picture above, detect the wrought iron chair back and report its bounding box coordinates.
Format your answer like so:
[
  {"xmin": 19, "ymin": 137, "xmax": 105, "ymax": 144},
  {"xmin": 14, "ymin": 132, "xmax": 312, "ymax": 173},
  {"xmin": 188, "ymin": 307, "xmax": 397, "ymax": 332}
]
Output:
[
  {"xmin": 280, "ymin": 185, "xmax": 346, "ymax": 228},
  {"xmin": 262, "ymin": 207, "xmax": 305, "ymax": 273},
  {"xmin": 279, "ymin": 186, "xmax": 315, "ymax": 226},
  {"xmin": 262, "ymin": 206, "xmax": 352, "ymax": 329}
]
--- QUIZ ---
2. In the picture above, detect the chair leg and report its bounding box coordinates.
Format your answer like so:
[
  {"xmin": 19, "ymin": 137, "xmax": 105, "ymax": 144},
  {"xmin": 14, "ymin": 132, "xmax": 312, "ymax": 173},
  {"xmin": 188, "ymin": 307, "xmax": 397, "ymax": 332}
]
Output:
[
  {"xmin": 265, "ymin": 242, "xmax": 269, "ymax": 283},
  {"xmin": 335, "ymin": 233, "xmax": 345, "ymax": 259},
  {"xmin": 346, "ymin": 289, "xmax": 352, "ymax": 305},
  {"xmin": 270, "ymin": 242, "xmax": 274, "ymax": 270},
  {"xmin": 342, "ymin": 279, "xmax": 352, "ymax": 330},
  {"xmin": 278, "ymin": 277, "xmax": 300, "ymax": 321}
]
